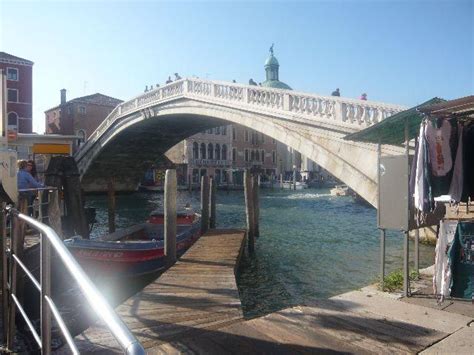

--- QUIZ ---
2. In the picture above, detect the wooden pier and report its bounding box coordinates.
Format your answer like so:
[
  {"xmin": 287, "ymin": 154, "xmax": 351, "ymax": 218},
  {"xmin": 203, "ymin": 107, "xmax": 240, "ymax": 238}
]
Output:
[{"xmin": 69, "ymin": 229, "xmax": 246, "ymax": 353}]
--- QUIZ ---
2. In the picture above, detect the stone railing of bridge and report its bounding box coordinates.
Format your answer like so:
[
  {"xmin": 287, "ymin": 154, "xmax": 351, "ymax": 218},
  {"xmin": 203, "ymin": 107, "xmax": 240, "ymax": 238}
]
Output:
[{"xmin": 76, "ymin": 78, "xmax": 405, "ymax": 163}]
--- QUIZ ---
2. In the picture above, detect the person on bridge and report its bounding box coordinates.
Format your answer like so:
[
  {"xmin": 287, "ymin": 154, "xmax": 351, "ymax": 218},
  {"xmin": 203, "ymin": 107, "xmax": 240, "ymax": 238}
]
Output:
[
  {"xmin": 331, "ymin": 88, "xmax": 340, "ymax": 96},
  {"xmin": 360, "ymin": 93, "xmax": 367, "ymax": 100},
  {"xmin": 166, "ymin": 76, "xmax": 173, "ymax": 84},
  {"xmin": 249, "ymin": 78, "xmax": 257, "ymax": 86},
  {"xmin": 174, "ymin": 73, "xmax": 182, "ymax": 80}
]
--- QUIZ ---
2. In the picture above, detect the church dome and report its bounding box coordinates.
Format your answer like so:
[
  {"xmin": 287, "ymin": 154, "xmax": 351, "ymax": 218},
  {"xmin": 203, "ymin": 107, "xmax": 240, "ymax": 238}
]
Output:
[
  {"xmin": 262, "ymin": 45, "xmax": 292, "ymax": 90},
  {"xmin": 265, "ymin": 54, "xmax": 279, "ymax": 67}
]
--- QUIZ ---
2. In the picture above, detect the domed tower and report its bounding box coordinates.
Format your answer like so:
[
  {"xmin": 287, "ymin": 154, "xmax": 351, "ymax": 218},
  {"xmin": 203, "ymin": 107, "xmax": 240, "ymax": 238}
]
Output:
[{"xmin": 262, "ymin": 44, "xmax": 292, "ymax": 90}]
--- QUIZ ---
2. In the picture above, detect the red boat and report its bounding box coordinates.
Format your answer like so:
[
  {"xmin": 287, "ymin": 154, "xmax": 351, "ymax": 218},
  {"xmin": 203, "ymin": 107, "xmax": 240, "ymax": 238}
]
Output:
[{"xmin": 65, "ymin": 210, "xmax": 201, "ymax": 279}]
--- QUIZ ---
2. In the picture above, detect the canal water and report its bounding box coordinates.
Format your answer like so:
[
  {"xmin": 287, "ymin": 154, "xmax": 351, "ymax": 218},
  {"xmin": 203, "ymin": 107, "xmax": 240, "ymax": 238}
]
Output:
[{"xmin": 86, "ymin": 188, "xmax": 434, "ymax": 319}]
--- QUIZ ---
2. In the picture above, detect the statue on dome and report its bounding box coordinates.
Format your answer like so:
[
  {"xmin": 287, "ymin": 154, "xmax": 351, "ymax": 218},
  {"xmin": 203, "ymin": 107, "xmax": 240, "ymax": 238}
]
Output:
[{"xmin": 270, "ymin": 43, "xmax": 274, "ymax": 55}]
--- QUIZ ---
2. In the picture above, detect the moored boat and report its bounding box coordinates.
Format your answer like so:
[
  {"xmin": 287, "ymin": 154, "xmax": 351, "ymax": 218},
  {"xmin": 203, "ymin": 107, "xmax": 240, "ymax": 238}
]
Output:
[
  {"xmin": 330, "ymin": 184, "xmax": 350, "ymax": 196},
  {"xmin": 282, "ymin": 181, "xmax": 308, "ymax": 190},
  {"xmin": 64, "ymin": 211, "xmax": 201, "ymax": 279}
]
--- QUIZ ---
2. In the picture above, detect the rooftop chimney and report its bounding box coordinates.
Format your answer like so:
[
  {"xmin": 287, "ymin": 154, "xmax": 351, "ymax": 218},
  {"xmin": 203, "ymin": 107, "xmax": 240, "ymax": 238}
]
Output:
[{"xmin": 60, "ymin": 89, "xmax": 66, "ymax": 105}]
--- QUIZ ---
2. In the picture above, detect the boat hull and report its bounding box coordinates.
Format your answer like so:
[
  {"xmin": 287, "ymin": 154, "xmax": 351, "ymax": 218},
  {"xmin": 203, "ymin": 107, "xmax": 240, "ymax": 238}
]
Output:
[{"xmin": 65, "ymin": 218, "xmax": 201, "ymax": 279}]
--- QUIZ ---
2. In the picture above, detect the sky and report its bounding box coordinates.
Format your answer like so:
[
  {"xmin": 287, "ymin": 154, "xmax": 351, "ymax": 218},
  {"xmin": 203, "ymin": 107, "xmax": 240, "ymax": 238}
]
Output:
[{"xmin": 1, "ymin": 0, "xmax": 472, "ymax": 134}]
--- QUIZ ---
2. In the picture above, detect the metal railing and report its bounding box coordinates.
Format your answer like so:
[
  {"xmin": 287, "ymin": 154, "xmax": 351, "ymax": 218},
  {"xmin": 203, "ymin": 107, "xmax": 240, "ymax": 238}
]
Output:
[{"xmin": 1, "ymin": 190, "xmax": 145, "ymax": 354}]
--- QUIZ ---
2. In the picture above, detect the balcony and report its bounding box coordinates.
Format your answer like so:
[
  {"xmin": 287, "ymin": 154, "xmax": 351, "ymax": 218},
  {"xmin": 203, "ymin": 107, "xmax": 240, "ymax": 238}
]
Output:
[{"xmin": 191, "ymin": 159, "xmax": 230, "ymax": 167}]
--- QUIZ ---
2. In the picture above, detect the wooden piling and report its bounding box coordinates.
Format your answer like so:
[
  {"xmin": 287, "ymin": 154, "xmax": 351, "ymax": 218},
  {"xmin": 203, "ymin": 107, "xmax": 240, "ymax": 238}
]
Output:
[
  {"xmin": 201, "ymin": 176, "xmax": 210, "ymax": 234},
  {"xmin": 293, "ymin": 167, "xmax": 296, "ymax": 190},
  {"xmin": 107, "ymin": 177, "xmax": 116, "ymax": 234},
  {"xmin": 280, "ymin": 173, "xmax": 283, "ymax": 189},
  {"xmin": 210, "ymin": 177, "xmax": 217, "ymax": 229},
  {"xmin": 164, "ymin": 169, "xmax": 177, "ymax": 264},
  {"xmin": 253, "ymin": 175, "xmax": 260, "ymax": 238},
  {"xmin": 244, "ymin": 170, "xmax": 255, "ymax": 253},
  {"xmin": 47, "ymin": 189, "xmax": 62, "ymax": 239},
  {"xmin": 1, "ymin": 202, "xmax": 7, "ymax": 344},
  {"xmin": 188, "ymin": 174, "xmax": 192, "ymax": 193}
]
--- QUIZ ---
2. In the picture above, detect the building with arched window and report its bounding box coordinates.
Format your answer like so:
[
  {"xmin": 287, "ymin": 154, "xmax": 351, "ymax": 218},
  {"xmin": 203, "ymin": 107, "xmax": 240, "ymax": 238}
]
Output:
[{"xmin": 1, "ymin": 52, "xmax": 34, "ymax": 136}]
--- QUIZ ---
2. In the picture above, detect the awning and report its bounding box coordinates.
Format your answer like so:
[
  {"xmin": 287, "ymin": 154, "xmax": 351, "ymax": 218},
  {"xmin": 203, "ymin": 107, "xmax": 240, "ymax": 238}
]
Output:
[
  {"xmin": 344, "ymin": 97, "xmax": 445, "ymax": 145},
  {"xmin": 419, "ymin": 95, "xmax": 474, "ymax": 119}
]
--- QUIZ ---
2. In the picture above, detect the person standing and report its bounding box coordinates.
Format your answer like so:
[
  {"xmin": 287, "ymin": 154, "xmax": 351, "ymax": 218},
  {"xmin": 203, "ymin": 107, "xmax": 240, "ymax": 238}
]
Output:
[
  {"xmin": 17, "ymin": 160, "xmax": 44, "ymax": 215},
  {"xmin": 331, "ymin": 88, "xmax": 340, "ymax": 96},
  {"xmin": 166, "ymin": 76, "xmax": 173, "ymax": 84},
  {"xmin": 360, "ymin": 93, "xmax": 367, "ymax": 100}
]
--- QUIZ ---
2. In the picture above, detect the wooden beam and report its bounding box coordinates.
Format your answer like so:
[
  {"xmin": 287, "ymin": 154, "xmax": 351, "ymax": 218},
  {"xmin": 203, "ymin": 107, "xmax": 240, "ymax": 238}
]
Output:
[{"xmin": 165, "ymin": 169, "xmax": 177, "ymax": 264}]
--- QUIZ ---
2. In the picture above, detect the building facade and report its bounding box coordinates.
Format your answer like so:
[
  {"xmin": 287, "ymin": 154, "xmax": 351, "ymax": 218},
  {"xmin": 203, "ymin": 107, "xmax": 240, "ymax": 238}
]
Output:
[
  {"xmin": 44, "ymin": 90, "xmax": 122, "ymax": 151},
  {"xmin": 0, "ymin": 52, "xmax": 34, "ymax": 136}
]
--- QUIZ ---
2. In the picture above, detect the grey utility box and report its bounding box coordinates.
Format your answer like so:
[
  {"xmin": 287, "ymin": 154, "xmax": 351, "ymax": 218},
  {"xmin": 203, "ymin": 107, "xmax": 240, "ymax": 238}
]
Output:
[{"xmin": 377, "ymin": 155, "xmax": 409, "ymax": 231}]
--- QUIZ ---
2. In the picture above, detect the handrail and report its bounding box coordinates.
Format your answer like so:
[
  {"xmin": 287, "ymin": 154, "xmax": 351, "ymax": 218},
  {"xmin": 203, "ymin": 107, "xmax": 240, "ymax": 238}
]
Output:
[{"xmin": 4, "ymin": 206, "xmax": 145, "ymax": 354}]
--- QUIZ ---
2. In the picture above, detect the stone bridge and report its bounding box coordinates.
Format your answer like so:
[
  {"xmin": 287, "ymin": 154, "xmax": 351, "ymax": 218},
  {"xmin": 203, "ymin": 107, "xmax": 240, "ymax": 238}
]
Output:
[{"xmin": 75, "ymin": 78, "xmax": 406, "ymax": 207}]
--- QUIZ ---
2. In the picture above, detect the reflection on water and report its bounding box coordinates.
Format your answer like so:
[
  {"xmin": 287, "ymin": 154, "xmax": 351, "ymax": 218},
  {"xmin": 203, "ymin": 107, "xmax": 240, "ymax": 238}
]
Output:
[{"xmin": 86, "ymin": 188, "xmax": 434, "ymax": 318}]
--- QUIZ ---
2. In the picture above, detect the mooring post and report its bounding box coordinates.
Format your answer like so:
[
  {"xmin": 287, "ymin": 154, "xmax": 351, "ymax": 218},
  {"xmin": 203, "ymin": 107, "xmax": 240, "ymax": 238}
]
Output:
[
  {"xmin": 200, "ymin": 176, "xmax": 210, "ymax": 234},
  {"xmin": 107, "ymin": 177, "xmax": 116, "ymax": 234},
  {"xmin": 244, "ymin": 170, "xmax": 255, "ymax": 253},
  {"xmin": 253, "ymin": 175, "xmax": 260, "ymax": 238},
  {"xmin": 209, "ymin": 177, "xmax": 217, "ymax": 229},
  {"xmin": 188, "ymin": 174, "xmax": 192, "ymax": 193},
  {"xmin": 292, "ymin": 166, "xmax": 297, "ymax": 190},
  {"xmin": 47, "ymin": 189, "xmax": 63, "ymax": 239},
  {"xmin": 164, "ymin": 169, "xmax": 177, "ymax": 264},
  {"xmin": 280, "ymin": 173, "xmax": 283, "ymax": 189},
  {"xmin": 8, "ymin": 198, "xmax": 27, "ymax": 348},
  {"xmin": 271, "ymin": 174, "xmax": 274, "ymax": 189},
  {"xmin": 1, "ymin": 202, "xmax": 7, "ymax": 344}
]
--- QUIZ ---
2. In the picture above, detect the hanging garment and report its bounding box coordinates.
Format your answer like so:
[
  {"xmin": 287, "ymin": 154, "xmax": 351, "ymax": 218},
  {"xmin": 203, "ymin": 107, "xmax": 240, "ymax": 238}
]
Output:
[
  {"xmin": 414, "ymin": 122, "xmax": 428, "ymax": 212},
  {"xmin": 448, "ymin": 123, "xmax": 464, "ymax": 202},
  {"xmin": 425, "ymin": 120, "xmax": 454, "ymax": 197},
  {"xmin": 425, "ymin": 120, "xmax": 453, "ymax": 177},
  {"xmin": 433, "ymin": 220, "xmax": 458, "ymax": 302},
  {"xmin": 449, "ymin": 221, "xmax": 474, "ymax": 300}
]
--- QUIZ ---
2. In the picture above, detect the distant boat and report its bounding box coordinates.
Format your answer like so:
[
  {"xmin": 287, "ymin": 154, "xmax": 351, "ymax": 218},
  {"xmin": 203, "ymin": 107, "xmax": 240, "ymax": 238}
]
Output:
[
  {"xmin": 282, "ymin": 181, "xmax": 308, "ymax": 190},
  {"xmin": 65, "ymin": 210, "xmax": 201, "ymax": 279},
  {"xmin": 138, "ymin": 183, "xmax": 164, "ymax": 192},
  {"xmin": 330, "ymin": 184, "xmax": 350, "ymax": 196}
]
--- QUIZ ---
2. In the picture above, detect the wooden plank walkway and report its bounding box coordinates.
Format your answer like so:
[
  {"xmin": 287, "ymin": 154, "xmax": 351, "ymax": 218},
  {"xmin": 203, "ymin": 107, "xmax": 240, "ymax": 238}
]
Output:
[
  {"xmin": 149, "ymin": 287, "xmax": 473, "ymax": 354},
  {"xmin": 66, "ymin": 229, "xmax": 246, "ymax": 353}
]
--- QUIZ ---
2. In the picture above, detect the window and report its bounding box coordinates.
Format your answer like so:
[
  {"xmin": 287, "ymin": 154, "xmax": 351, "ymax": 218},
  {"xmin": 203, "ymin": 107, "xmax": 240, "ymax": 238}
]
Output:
[
  {"xmin": 251, "ymin": 132, "xmax": 255, "ymax": 145},
  {"xmin": 215, "ymin": 144, "xmax": 220, "ymax": 160},
  {"xmin": 272, "ymin": 138, "xmax": 276, "ymax": 144},
  {"xmin": 251, "ymin": 150, "xmax": 256, "ymax": 161},
  {"xmin": 7, "ymin": 112, "xmax": 18, "ymax": 128},
  {"xmin": 232, "ymin": 148, "xmax": 236, "ymax": 162},
  {"xmin": 272, "ymin": 151, "xmax": 276, "ymax": 164},
  {"xmin": 7, "ymin": 89, "xmax": 18, "ymax": 102},
  {"xmin": 68, "ymin": 106, "xmax": 73, "ymax": 115},
  {"xmin": 245, "ymin": 149, "xmax": 249, "ymax": 162},
  {"xmin": 215, "ymin": 127, "xmax": 220, "ymax": 135},
  {"xmin": 261, "ymin": 133, "xmax": 265, "ymax": 143},
  {"xmin": 200, "ymin": 143, "xmax": 206, "ymax": 159},
  {"xmin": 193, "ymin": 142, "xmax": 199, "ymax": 159},
  {"xmin": 244, "ymin": 130, "xmax": 249, "ymax": 142},
  {"xmin": 208, "ymin": 143, "xmax": 214, "ymax": 159},
  {"xmin": 79, "ymin": 106, "xmax": 86, "ymax": 115},
  {"xmin": 261, "ymin": 150, "xmax": 265, "ymax": 162},
  {"xmin": 222, "ymin": 145, "xmax": 227, "ymax": 160},
  {"xmin": 7, "ymin": 68, "xmax": 18, "ymax": 81},
  {"xmin": 222, "ymin": 126, "xmax": 227, "ymax": 135},
  {"xmin": 77, "ymin": 129, "xmax": 87, "ymax": 146},
  {"xmin": 232, "ymin": 127, "xmax": 236, "ymax": 140},
  {"xmin": 207, "ymin": 128, "xmax": 213, "ymax": 134}
]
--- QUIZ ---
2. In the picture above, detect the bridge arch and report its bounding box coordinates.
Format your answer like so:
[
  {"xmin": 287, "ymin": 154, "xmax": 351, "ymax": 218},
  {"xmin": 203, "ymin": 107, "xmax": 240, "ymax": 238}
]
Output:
[{"xmin": 76, "ymin": 79, "xmax": 406, "ymax": 207}]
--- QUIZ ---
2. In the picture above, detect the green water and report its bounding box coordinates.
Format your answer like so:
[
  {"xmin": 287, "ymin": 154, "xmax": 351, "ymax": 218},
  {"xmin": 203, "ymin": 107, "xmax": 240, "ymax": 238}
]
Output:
[{"xmin": 86, "ymin": 188, "xmax": 434, "ymax": 318}]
